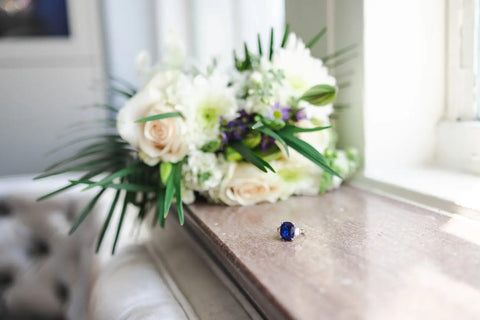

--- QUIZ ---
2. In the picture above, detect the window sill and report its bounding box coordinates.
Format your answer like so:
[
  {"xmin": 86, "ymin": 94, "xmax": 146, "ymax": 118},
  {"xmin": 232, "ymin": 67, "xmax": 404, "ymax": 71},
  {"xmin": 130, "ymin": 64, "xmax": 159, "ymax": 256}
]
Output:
[
  {"xmin": 182, "ymin": 186, "xmax": 480, "ymax": 319},
  {"xmin": 436, "ymin": 121, "xmax": 480, "ymax": 174},
  {"xmin": 358, "ymin": 165, "xmax": 480, "ymax": 219}
]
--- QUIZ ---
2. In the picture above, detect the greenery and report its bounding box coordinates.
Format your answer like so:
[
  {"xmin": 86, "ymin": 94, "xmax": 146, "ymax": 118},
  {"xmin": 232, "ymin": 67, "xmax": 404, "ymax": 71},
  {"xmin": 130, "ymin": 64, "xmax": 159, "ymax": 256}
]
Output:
[{"xmin": 36, "ymin": 25, "xmax": 356, "ymax": 254}]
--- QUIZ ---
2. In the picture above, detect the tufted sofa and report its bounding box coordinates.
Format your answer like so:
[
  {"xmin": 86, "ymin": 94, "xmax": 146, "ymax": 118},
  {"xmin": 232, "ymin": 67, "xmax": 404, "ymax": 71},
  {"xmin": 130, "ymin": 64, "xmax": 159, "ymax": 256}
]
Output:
[
  {"xmin": 0, "ymin": 176, "xmax": 104, "ymax": 320},
  {"xmin": 0, "ymin": 176, "xmax": 257, "ymax": 320}
]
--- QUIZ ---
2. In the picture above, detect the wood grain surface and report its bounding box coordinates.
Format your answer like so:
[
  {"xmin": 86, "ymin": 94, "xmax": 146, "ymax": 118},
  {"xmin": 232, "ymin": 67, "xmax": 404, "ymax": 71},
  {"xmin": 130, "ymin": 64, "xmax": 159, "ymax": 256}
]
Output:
[{"xmin": 185, "ymin": 186, "xmax": 480, "ymax": 320}]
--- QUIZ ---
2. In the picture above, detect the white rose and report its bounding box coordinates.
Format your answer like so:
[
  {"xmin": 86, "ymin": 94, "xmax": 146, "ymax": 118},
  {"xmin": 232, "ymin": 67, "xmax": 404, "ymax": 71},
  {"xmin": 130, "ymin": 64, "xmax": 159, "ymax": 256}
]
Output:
[
  {"xmin": 117, "ymin": 73, "xmax": 188, "ymax": 165},
  {"xmin": 215, "ymin": 162, "xmax": 287, "ymax": 206}
]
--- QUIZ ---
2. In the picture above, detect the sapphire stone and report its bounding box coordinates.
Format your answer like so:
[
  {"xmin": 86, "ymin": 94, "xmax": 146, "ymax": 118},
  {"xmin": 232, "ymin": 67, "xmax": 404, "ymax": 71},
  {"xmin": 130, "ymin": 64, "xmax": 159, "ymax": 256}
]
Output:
[{"xmin": 279, "ymin": 221, "xmax": 295, "ymax": 241}]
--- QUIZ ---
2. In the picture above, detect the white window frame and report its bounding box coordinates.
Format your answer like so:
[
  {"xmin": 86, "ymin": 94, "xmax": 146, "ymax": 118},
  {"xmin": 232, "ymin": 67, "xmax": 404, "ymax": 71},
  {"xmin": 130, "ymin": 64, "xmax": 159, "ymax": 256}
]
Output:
[
  {"xmin": 446, "ymin": 0, "xmax": 478, "ymax": 121},
  {"xmin": 304, "ymin": 0, "xmax": 480, "ymax": 213},
  {"xmin": 437, "ymin": 0, "xmax": 480, "ymax": 175}
]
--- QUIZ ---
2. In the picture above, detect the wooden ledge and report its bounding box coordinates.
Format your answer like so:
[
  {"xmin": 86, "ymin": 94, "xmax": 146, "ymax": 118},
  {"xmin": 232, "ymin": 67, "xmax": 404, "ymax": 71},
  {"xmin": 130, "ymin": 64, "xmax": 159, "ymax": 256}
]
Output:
[{"xmin": 185, "ymin": 186, "xmax": 480, "ymax": 320}]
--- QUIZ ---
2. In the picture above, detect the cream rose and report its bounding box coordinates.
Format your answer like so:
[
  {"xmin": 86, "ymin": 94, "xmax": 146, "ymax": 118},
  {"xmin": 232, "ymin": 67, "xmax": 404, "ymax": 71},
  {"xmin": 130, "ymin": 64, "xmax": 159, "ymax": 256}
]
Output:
[
  {"xmin": 215, "ymin": 162, "xmax": 288, "ymax": 206},
  {"xmin": 117, "ymin": 73, "xmax": 188, "ymax": 165}
]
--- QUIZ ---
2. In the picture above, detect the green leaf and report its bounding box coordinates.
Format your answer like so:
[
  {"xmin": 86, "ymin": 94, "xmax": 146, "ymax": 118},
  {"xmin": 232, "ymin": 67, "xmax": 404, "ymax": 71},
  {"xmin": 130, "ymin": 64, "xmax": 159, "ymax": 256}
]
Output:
[
  {"xmin": 232, "ymin": 142, "xmax": 275, "ymax": 173},
  {"xmin": 251, "ymin": 121, "xmax": 264, "ymax": 130},
  {"xmin": 306, "ymin": 27, "xmax": 327, "ymax": 49},
  {"xmin": 269, "ymin": 27, "xmax": 274, "ymax": 60},
  {"xmin": 318, "ymin": 172, "xmax": 333, "ymax": 194},
  {"xmin": 37, "ymin": 165, "xmax": 112, "ymax": 201},
  {"xmin": 109, "ymin": 76, "xmax": 138, "ymax": 94},
  {"xmin": 300, "ymin": 84, "xmax": 336, "ymax": 106},
  {"xmin": 72, "ymin": 141, "xmax": 129, "ymax": 159},
  {"xmin": 173, "ymin": 163, "xmax": 184, "ymax": 225},
  {"xmin": 69, "ymin": 118, "xmax": 117, "ymax": 130},
  {"xmin": 281, "ymin": 24, "xmax": 290, "ymax": 48},
  {"xmin": 257, "ymin": 34, "xmax": 263, "ymax": 55},
  {"xmin": 96, "ymin": 189, "xmax": 121, "ymax": 253},
  {"xmin": 160, "ymin": 162, "xmax": 173, "ymax": 185},
  {"xmin": 325, "ymin": 54, "xmax": 357, "ymax": 69},
  {"xmin": 37, "ymin": 184, "xmax": 75, "ymax": 201},
  {"xmin": 244, "ymin": 43, "xmax": 251, "ymax": 69},
  {"xmin": 278, "ymin": 131, "xmax": 341, "ymax": 178},
  {"xmin": 233, "ymin": 50, "xmax": 241, "ymax": 70},
  {"xmin": 110, "ymin": 86, "xmax": 134, "ymax": 98},
  {"xmin": 112, "ymin": 193, "xmax": 128, "ymax": 254},
  {"xmin": 321, "ymin": 44, "xmax": 356, "ymax": 62},
  {"xmin": 83, "ymin": 165, "xmax": 142, "ymax": 190},
  {"xmin": 262, "ymin": 118, "xmax": 285, "ymax": 130},
  {"xmin": 242, "ymin": 131, "xmax": 261, "ymax": 148},
  {"xmin": 201, "ymin": 140, "xmax": 221, "ymax": 153},
  {"xmin": 163, "ymin": 166, "xmax": 175, "ymax": 218},
  {"xmin": 256, "ymin": 127, "xmax": 289, "ymax": 156},
  {"xmin": 96, "ymin": 183, "xmax": 155, "ymax": 193},
  {"xmin": 70, "ymin": 180, "xmax": 156, "ymax": 192},
  {"xmin": 69, "ymin": 188, "xmax": 106, "ymax": 235},
  {"xmin": 83, "ymin": 103, "xmax": 119, "ymax": 113},
  {"xmin": 47, "ymin": 134, "xmax": 123, "ymax": 155},
  {"xmin": 35, "ymin": 157, "xmax": 123, "ymax": 180},
  {"xmin": 281, "ymin": 124, "xmax": 332, "ymax": 134},
  {"xmin": 44, "ymin": 146, "xmax": 129, "ymax": 172},
  {"xmin": 225, "ymin": 146, "xmax": 243, "ymax": 162},
  {"xmin": 157, "ymin": 187, "xmax": 166, "ymax": 227},
  {"xmin": 135, "ymin": 112, "xmax": 182, "ymax": 123}
]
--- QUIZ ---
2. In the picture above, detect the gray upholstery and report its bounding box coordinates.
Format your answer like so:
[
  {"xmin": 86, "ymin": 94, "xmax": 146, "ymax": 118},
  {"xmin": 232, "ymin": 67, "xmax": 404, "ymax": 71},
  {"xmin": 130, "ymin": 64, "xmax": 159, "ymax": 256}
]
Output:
[{"xmin": 0, "ymin": 178, "xmax": 100, "ymax": 320}]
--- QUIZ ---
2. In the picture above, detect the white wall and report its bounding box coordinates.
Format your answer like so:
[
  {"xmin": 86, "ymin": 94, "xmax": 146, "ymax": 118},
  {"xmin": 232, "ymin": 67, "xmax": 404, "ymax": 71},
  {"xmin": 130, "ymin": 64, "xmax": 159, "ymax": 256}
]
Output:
[
  {"xmin": 0, "ymin": 0, "xmax": 105, "ymax": 176},
  {"xmin": 190, "ymin": 0, "xmax": 285, "ymax": 66},
  {"xmin": 0, "ymin": 0, "xmax": 285, "ymax": 176},
  {"xmin": 102, "ymin": 0, "xmax": 158, "ymax": 87},
  {"xmin": 363, "ymin": 0, "xmax": 446, "ymax": 174},
  {"xmin": 102, "ymin": 0, "xmax": 284, "ymax": 83}
]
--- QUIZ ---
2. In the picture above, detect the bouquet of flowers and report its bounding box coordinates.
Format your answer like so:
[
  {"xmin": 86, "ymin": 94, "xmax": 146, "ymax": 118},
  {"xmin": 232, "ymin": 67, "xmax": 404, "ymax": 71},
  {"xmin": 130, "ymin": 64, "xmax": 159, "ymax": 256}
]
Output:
[{"xmin": 36, "ymin": 27, "xmax": 358, "ymax": 253}]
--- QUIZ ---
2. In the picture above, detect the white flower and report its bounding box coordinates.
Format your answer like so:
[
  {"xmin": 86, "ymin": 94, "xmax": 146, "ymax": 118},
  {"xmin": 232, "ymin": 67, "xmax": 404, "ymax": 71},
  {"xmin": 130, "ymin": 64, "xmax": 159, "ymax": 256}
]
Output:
[
  {"xmin": 117, "ymin": 72, "xmax": 188, "ymax": 165},
  {"xmin": 182, "ymin": 150, "xmax": 223, "ymax": 191},
  {"xmin": 274, "ymin": 159, "xmax": 323, "ymax": 196},
  {"xmin": 239, "ymin": 58, "xmax": 291, "ymax": 116},
  {"xmin": 162, "ymin": 30, "xmax": 187, "ymax": 70},
  {"xmin": 135, "ymin": 51, "xmax": 156, "ymax": 88},
  {"xmin": 135, "ymin": 32, "xmax": 187, "ymax": 88},
  {"xmin": 179, "ymin": 75, "xmax": 238, "ymax": 148},
  {"xmin": 272, "ymin": 33, "xmax": 335, "ymax": 97},
  {"xmin": 327, "ymin": 149, "xmax": 358, "ymax": 190},
  {"xmin": 299, "ymin": 100, "xmax": 333, "ymax": 124},
  {"xmin": 213, "ymin": 162, "xmax": 288, "ymax": 206},
  {"xmin": 181, "ymin": 185, "xmax": 195, "ymax": 205}
]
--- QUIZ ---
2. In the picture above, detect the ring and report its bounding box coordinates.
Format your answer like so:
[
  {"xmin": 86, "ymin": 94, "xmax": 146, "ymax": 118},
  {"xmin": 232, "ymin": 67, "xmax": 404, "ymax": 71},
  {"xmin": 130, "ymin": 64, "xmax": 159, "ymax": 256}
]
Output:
[{"xmin": 277, "ymin": 221, "xmax": 304, "ymax": 241}]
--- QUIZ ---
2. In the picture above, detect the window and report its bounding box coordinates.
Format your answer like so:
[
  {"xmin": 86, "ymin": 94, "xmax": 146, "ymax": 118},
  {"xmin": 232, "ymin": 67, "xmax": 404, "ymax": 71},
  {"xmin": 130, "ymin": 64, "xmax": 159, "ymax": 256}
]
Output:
[
  {"xmin": 307, "ymin": 0, "xmax": 480, "ymax": 213},
  {"xmin": 437, "ymin": 0, "xmax": 480, "ymax": 175}
]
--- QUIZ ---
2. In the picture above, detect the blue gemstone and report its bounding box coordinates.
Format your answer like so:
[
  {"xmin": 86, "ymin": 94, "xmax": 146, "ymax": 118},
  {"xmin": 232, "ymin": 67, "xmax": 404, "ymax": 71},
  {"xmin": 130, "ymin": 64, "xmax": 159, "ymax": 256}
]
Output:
[{"xmin": 279, "ymin": 222, "xmax": 295, "ymax": 241}]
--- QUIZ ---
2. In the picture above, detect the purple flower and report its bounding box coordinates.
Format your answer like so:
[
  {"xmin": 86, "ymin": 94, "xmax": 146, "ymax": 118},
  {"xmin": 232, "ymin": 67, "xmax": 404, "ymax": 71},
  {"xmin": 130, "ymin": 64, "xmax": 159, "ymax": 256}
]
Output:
[
  {"xmin": 232, "ymin": 126, "xmax": 246, "ymax": 140},
  {"xmin": 219, "ymin": 131, "xmax": 228, "ymax": 143},
  {"xmin": 219, "ymin": 110, "xmax": 257, "ymax": 145},
  {"xmin": 295, "ymin": 108, "xmax": 307, "ymax": 121},
  {"xmin": 268, "ymin": 102, "xmax": 290, "ymax": 121},
  {"xmin": 261, "ymin": 136, "xmax": 275, "ymax": 153}
]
